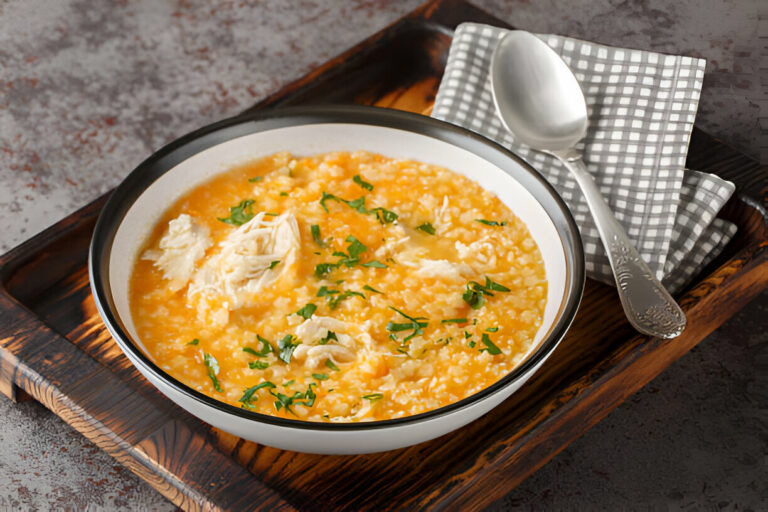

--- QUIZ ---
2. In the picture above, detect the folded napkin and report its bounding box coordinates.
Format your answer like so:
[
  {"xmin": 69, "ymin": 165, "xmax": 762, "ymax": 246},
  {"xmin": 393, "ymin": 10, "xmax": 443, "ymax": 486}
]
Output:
[{"xmin": 432, "ymin": 23, "xmax": 736, "ymax": 293}]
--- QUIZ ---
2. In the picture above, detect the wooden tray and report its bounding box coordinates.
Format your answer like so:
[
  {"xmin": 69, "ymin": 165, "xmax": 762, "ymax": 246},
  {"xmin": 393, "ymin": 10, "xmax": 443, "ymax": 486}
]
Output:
[{"xmin": 1, "ymin": 1, "xmax": 766, "ymax": 510}]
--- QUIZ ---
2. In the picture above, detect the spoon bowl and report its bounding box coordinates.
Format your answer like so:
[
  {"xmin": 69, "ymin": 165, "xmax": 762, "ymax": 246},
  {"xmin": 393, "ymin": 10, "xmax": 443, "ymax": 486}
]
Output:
[
  {"xmin": 490, "ymin": 30, "xmax": 686, "ymax": 339},
  {"xmin": 490, "ymin": 31, "xmax": 588, "ymax": 150}
]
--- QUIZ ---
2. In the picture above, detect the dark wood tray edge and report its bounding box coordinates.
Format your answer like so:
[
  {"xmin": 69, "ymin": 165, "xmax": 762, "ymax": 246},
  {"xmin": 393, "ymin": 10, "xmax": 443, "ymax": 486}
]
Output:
[{"xmin": 0, "ymin": 0, "xmax": 767, "ymax": 510}]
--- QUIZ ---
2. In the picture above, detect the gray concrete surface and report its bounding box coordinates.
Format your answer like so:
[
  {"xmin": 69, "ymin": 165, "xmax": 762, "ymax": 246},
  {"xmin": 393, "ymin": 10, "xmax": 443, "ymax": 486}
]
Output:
[{"xmin": 0, "ymin": 0, "xmax": 764, "ymax": 509}]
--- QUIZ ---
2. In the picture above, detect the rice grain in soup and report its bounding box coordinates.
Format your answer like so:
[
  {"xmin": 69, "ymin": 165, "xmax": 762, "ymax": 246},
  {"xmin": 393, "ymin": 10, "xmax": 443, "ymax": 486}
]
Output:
[{"xmin": 129, "ymin": 150, "xmax": 547, "ymax": 422}]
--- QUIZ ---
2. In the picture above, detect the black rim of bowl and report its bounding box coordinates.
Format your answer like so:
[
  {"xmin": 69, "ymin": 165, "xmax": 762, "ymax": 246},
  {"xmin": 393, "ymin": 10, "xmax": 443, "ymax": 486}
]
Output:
[{"xmin": 89, "ymin": 104, "xmax": 585, "ymax": 431}]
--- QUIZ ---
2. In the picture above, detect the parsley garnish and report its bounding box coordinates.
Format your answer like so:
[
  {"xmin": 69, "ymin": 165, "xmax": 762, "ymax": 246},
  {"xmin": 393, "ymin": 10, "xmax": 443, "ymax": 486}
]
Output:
[
  {"xmin": 319, "ymin": 191, "xmax": 398, "ymax": 225},
  {"xmin": 295, "ymin": 303, "xmax": 317, "ymax": 319},
  {"xmin": 468, "ymin": 340, "xmax": 476, "ymax": 348},
  {"xmin": 441, "ymin": 318, "xmax": 468, "ymax": 324},
  {"xmin": 187, "ymin": 338, "xmax": 199, "ymax": 346},
  {"xmin": 203, "ymin": 353, "xmax": 222, "ymax": 392},
  {"xmin": 277, "ymin": 334, "xmax": 300, "ymax": 364},
  {"xmin": 353, "ymin": 174, "xmax": 373, "ymax": 191},
  {"xmin": 362, "ymin": 393, "xmax": 383, "ymax": 401},
  {"xmin": 317, "ymin": 285, "xmax": 338, "ymax": 297},
  {"xmin": 248, "ymin": 176, "xmax": 263, "ymax": 182},
  {"xmin": 475, "ymin": 219, "xmax": 507, "ymax": 227},
  {"xmin": 283, "ymin": 380, "xmax": 295, "ymax": 387},
  {"xmin": 346, "ymin": 235, "xmax": 367, "ymax": 260},
  {"xmin": 325, "ymin": 359, "xmax": 340, "ymax": 371},
  {"xmin": 362, "ymin": 260, "xmax": 387, "ymax": 268},
  {"xmin": 238, "ymin": 381, "xmax": 276, "ymax": 408},
  {"xmin": 246, "ymin": 335, "xmax": 274, "ymax": 357},
  {"xmin": 416, "ymin": 222, "xmax": 436, "ymax": 235},
  {"xmin": 268, "ymin": 260, "xmax": 280, "ymax": 270},
  {"xmin": 279, "ymin": 191, "xmax": 288, "ymax": 196},
  {"xmin": 218, "ymin": 199, "xmax": 255, "ymax": 226},
  {"xmin": 272, "ymin": 383, "xmax": 316, "ymax": 414},
  {"xmin": 363, "ymin": 284, "xmax": 382, "ymax": 294},
  {"xmin": 485, "ymin": 276, "xmax": 511, "ymax": 292},
  {"xmin": 314, "ymin": 262, "xmax": 337, "ymax": 278},
  {"xmin": 311, "ymin": 224, "xmax": 324, "ymax": 247},
  {"xmin": 312, "ymin": 373, "xmax": 329, "ymax": 381},
  {"xmin": 462, "ymin": 276, "xmax": 511, "ymax": 309},
  {"xmin": 319, "ymin": 331, "xmax": 338, "ymax": 345},
  {"xmin": 480, "ymin": 333, "xmax": 502, "ymax": 355},
  {"xmin": 486, "ymin": 327, "xmax": 499, "ymax": 332},
  {"xmin": 317, "ymin": 285, "xmax": 366, "ymax": 310},
  {"xmin": 386, "ymin": 306, "xmax": 428, "ymax": 343},
  {"xmin": 331, "ymin": 291, "xmax": 365, "ymax": 309},
  {"xmin": 314, "ymin": 235, "xmax": 386, "ymax": 276},
  {"xmin": 244, "ymin": 338, "xmax": 272, "ymax": 368}
]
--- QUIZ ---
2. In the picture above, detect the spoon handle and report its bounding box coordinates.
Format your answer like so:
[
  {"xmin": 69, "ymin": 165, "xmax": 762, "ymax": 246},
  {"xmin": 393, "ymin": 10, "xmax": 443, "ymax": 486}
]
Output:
[{"xmin": 554, "ymin": 151, "xmax": 686, "ymax": 339}]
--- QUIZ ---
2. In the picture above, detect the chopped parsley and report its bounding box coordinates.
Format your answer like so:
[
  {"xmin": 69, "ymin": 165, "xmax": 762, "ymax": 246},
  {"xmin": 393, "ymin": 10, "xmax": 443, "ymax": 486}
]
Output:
[
  {"xmin": 314, "ymin": 235, "xmax": 387, "ymax": 276},
  {"xmin": 314, "ymin": 262, "xmax": 337, "ymax": 278},
  {"xmin": 272, "ymin": 383, "xmax": 317, "ymax": 414},
  {"xmin": 282, "ymin": 380, "xmax": 295, "ymax": 387},
  {"xmin": 268, "ymin": 260, "xmax": 280, "ymax": 270},
  {"xmin": 416, "ymin": 222, "xmax": 436, "ymax": 235},
  {"xmin": 484, "ymin": 277, "xmax": 511, "ymax": 292},
  {"xmin": 279, "ymin": 191, "xmax": 288, "ymax": 196},
  {"xmin": 203, "ymin": 353, "xmax": 222, "ymax": 392},
  {"xmin": 238, "ymin": 381, "xmax": 276, "ymax": 408},
  {"xmin": 249, "ymin": 361, "xmax": 269, "ymax": 370},
  {"xmin": 485, "ymin": 327, "xmax": 499, "ymax": 332},
  {"xmin": 245, "ymin": 335, "xmax": 274, "ymax": 357},
  {"xmin": 277, "ymin": 334, "xmax": 300, "ymax": 364},
  {"xmin": 363, "ymin": 284, "xmax": 382, "ymax": 294},
  {"xmin": 218, "ymin": 199, "xmax": 255, "ymax": 226},
  {"xmin": 353, "ymin": 174, "xmax": 373, "ymax": 191},
  {"xmin": 187, "ymin": 338, "xmax": 199, "ymax": 346},
  {"xmin": 318, "ymin": 331, "xmax": 337, "ymax": 345},
  {"xmin": 248, "ymin": 176, "xmax": 263, "ymax": 182},
  {"xmin": 362, "ymin": 260, "xmax": 387, "ymax": 268},
  {"xmin": 346, "ymin": 235, "xmax": 367, "ymax": 260},
  {"xmin": 312, "ymin": 373, "xmax": 329, "ymax": 381},
  {"xmin": 317, "ymin": 285, "xmax": 365, "ymax": 310},
  {"xmin": 475, "ymin": 219, "xmax": 507, "ymax": 227},
  {"xmin": 311, "ymin": 224, "xmax": 324, "ymax": 247},
  {"xmin": 468, "ymin": 340, "xmax": 476, "ymax": 348},
  {"xmin": 319, "ymin": 191, "xmax": 398, "ymax": 225},
  {"xmin": 441, "ymin": 318, "xmax": 468, "ymax": 324},
  {"xmin": 295, "ymin": 303, "xmax": 317, "ymax": 319},
  {"xmin": 386, "ymin": 306, "xmax": 428, "ymax": 343},
  {"xmin": 325, "ymin": 359, "xmax": 340, "ymax": 371},
  {"xmin": 462, "ymin": 276, "xmax": 511, "ymax": 309},
  {"xmin": 329, "ymin": 290, "xmax": 365, "ymax": 309},
  {"xmin": 480, "ymin": 333, "xmax": 502, "ymax": 355},
  {"xmin": 362, "ymin": 393, "xmax": 383, "ymax": 401},
  {"xmin": 317, "ymin": 285, "xmax": 338, "ymax": 297}
]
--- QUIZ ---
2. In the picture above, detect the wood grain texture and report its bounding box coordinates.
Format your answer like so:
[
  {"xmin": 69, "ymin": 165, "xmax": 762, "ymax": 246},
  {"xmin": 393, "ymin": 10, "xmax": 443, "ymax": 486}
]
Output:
[{"xmin": 0, "ymin": 0, "xmax": 767, "ymax": 510}]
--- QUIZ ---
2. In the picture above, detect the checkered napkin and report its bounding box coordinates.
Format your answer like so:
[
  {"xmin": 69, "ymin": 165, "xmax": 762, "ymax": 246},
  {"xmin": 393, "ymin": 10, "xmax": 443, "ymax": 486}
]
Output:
[{"xmin": 432, "ymin": 23, "xmax": 737, "ymax": 293}]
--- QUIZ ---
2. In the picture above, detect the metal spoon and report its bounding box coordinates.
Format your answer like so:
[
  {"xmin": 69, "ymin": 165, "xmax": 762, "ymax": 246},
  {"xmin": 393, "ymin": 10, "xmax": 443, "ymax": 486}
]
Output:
[{"xmin": 490, "ymin": 30, "xmax": 686, "ymax": 339}]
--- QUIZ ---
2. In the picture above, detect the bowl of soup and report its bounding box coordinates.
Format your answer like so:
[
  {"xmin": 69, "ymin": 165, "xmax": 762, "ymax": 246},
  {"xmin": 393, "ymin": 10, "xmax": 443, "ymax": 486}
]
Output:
[{"xmin": 89, "ymin": 105, "xmax": 584, "ymax": 454}]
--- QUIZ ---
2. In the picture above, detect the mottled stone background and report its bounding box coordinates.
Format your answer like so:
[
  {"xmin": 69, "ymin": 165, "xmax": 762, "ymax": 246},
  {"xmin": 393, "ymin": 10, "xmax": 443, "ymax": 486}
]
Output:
[{"xmin": 0, "ymin": 0, "xmax": 764, "ymax": 509}]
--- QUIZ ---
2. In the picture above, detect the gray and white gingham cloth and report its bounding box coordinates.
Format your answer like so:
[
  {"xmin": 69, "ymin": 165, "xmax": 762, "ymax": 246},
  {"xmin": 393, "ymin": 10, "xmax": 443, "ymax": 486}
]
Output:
[{"xmin": 432, "ymin": 23, "xmax": 737, "ymax": 293}]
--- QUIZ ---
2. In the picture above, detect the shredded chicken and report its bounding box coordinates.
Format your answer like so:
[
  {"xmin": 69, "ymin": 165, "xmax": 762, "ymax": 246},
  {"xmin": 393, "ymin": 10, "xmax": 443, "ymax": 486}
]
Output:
[
  {"xmin": 290, "ymin": 315, "xmax": 375, "ymax": 368},
  {"xmin": 187, "ymin": 211, "xmax": 300, "ymax": 316},
  {"xmin": 142, "ymin": 214, "xmax": 212, "ymax": 292}
]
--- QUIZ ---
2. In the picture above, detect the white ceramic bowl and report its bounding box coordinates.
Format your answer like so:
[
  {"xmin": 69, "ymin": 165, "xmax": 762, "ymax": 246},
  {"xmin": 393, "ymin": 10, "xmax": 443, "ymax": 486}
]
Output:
[{"xmin": 89, "ymin": 105, "xmax": 584, "ymax": 454}]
